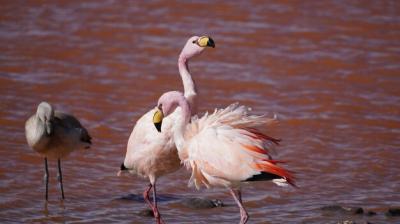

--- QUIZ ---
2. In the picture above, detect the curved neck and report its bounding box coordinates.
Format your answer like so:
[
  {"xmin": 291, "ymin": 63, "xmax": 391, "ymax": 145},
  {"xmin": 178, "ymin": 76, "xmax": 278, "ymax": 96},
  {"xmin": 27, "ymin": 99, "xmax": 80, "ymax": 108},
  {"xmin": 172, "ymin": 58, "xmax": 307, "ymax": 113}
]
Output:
[
  {"xmin": 34, "ymin": 115, "xmax": 48, "ymax": 136},
  {"xmin": 173, "ymin": 96, "xmax": 192, "ymax": 153},
  {"xmin": 26, "ymin": 116, "xmax": 48, "ymax": 149},
  {"xmin": 178, "ymin": 54, "xmax": 197, "ymax": 114}
]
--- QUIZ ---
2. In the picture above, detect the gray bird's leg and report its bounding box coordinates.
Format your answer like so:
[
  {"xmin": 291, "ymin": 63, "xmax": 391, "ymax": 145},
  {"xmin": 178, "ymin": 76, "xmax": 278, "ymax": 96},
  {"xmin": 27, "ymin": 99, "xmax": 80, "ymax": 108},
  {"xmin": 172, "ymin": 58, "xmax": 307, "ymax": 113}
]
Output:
[
  {"xmin": 44, "ymin": 157, "xmax": 49, "ymax": 201},
  {"xmin": 57, "ymin": 159, "xmax": 65, "ymax": 200}
]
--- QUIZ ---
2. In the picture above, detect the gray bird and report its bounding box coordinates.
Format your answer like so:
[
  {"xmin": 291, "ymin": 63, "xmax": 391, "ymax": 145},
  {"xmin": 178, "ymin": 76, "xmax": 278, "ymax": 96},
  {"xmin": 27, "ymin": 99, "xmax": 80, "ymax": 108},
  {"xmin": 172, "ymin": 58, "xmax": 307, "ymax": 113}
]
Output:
[{"xmin": 25, "ymin": 102, "xmax": 91, "ymax": 200}]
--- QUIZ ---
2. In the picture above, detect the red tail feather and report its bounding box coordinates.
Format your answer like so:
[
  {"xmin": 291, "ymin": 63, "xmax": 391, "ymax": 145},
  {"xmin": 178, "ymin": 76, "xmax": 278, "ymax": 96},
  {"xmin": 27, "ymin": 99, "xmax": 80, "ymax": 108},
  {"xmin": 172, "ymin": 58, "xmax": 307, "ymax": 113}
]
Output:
[
  {"xmin": 262, "ymin": 159, "xmax": 287, "ymax": 164},
  {"xmin": 242, "ymin": 144, "xmax": 269, "ymax": 155},
  {"xmin": 254, "ymin": 160, "xmax": 296, "ymax": 187},
  {"xmin": 243, "ymin": 128, "xmax": 281, "ymax": 145}
]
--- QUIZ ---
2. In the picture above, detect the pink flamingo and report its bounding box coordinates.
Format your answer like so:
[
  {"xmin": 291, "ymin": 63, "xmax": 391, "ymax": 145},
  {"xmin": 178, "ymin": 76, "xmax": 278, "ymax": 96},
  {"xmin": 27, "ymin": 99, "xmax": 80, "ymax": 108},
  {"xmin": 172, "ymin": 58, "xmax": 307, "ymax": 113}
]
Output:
[
  {"xmin": 118, "ymin": 36, "xmax": 215, "ymax": 223},
  {"xmin": 152, "ymin": 91, "xmax": 295, "ymax": 224}
]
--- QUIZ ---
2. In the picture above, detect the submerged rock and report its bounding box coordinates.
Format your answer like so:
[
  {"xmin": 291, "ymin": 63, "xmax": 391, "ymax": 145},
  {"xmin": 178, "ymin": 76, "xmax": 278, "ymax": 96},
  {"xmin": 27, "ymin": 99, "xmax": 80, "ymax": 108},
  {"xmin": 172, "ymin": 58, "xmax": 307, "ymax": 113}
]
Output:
[
  {"xmin": 348, "ymin": 207, "xmax": 364, "ymax": 214},
  {"xmin": 181, "ymin": 197, "xmax": 224, "ymax": 209},
  {"xmin": 117, "ymin": 193, "xmax": 144, "ymax": 202},
  {"xmin": 137, "ymin": 209, "xmax": 154, "ymax": 217},
  {"xmin": 386, "ymin": 207, "xmax": 400, "ymax": 216},
  {"xmin": 366, "ymin": 210, "xmax": 377, "ymax": 216},
  {"xmin": 321, "ymin": 205, "xmax": 346, "ymax": 212},
  {"xmin": 320, "ymin": 205, "xmax": 363, "ymax": 215},
  {"xmin": 116, "ymin": 193, "xmax": 178, "ymax": 202},
  {"xmin": 337, "ymin": 221, "xmax": 356, "ymax": 224},
  {"xmin": 337, "ymin": 221, "xmax": 374, "ymax": 224}
]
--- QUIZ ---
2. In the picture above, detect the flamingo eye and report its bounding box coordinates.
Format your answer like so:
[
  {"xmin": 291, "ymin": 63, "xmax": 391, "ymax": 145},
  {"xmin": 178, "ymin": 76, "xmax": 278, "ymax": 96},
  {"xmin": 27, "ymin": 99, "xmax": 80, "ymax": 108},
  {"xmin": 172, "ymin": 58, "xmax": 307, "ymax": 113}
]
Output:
[{"xmin": 192, "ymin": 40, "xmax": 196, "ymax": 43}]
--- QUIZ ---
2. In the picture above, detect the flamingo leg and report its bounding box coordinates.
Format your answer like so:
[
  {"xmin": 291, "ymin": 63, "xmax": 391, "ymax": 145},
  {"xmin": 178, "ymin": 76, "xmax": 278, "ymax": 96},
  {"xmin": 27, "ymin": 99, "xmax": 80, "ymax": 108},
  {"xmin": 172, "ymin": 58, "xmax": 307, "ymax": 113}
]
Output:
[
  {"xmin": 143, "ymin": 183, "xmax": 164, "ymax": 224},
  {"xmin": 143, "ymin": 183, "xmax": 154, "ymax": 210},
  {"xmin": 57, "ymin": 159, "xmax": 65, "ymax": 200},
  {"xmin": 230, "ymin": 189, "xmax": 249, "ymax": 224},
  {"xmin": 152, "ymin": 183, "xmax": 165, "ymax": 224},
  {"xmin": 44, "ymin": 157, "xmax": 49, "ymax": 201}
]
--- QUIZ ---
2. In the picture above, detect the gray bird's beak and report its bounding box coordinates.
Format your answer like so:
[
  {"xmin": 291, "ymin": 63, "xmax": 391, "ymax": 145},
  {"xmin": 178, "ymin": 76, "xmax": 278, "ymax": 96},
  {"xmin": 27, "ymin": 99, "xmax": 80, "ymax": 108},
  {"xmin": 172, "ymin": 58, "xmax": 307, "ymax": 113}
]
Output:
[{"xmin": 45, "ymin": 120, "xmax": 52, "ymax": 135}]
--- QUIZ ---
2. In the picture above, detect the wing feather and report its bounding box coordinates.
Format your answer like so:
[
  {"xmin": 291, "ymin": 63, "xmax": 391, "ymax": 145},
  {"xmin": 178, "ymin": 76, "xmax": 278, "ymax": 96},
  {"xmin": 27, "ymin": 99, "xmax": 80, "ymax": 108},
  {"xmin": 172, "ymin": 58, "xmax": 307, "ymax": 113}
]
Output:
[{"xmin": 182, "ymin": 103, "xmax": 294, "ymax": 188}]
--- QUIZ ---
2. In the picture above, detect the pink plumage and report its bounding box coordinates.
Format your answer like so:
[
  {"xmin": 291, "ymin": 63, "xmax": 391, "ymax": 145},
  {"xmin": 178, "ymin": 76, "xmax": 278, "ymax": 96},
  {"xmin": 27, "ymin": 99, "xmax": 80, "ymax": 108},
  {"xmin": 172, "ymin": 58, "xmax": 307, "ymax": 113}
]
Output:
[
  {"xmin": 119, "ymin": 36, "xmax": 215, "ymax": 224},
  {"xmin": 155, "ymin": 91, "xmax": 296, "ymax": 223}
]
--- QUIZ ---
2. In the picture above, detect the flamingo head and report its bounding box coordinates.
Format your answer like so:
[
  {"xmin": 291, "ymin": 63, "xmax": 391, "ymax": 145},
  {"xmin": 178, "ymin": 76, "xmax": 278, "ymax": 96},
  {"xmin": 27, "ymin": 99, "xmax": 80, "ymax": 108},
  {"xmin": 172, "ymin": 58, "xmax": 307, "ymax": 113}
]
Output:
[
  {"xmin": 153, "ymin": 91, "xmax": 188, "ymax": 132},
  {"xmin": 153, "ymin": 108, "xmax": 164, "ymax": 132},
  {"xmin": 180, "ymin": 35, "xmax": 215, "ymax": 60}
]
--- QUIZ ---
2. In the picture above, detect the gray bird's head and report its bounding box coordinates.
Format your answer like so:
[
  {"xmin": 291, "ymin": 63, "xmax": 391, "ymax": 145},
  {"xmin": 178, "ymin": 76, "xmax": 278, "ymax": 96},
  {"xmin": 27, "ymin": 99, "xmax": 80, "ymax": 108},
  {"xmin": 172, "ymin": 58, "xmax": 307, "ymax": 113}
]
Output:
[{"xmin": 36, "ymin": 102, "xmax": 54, "ymax": 135}]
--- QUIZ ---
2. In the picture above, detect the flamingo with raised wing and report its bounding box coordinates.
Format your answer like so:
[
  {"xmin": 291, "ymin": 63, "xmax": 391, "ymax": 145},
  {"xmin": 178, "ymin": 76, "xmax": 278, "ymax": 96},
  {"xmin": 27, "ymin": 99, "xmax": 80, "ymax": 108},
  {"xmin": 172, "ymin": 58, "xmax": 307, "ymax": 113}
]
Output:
[
  {"xmin": 25, "ymin": 101, "xmax": 91, "ymax": 200},
  {"xmin": 152, "ymin": 91, "xmax": 295, "ymax": 224},
  {"xmin": 118, "ymin": 36, "xmax": 215, "ymax": 223}
]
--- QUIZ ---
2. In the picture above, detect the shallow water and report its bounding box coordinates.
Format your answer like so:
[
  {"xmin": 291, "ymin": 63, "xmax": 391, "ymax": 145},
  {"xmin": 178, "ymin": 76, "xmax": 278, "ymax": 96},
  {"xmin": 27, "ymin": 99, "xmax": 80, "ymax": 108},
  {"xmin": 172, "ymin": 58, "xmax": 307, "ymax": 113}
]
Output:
[{"xmin": 1, "ymin": 1, "xmax": 399, "ymax": 223}]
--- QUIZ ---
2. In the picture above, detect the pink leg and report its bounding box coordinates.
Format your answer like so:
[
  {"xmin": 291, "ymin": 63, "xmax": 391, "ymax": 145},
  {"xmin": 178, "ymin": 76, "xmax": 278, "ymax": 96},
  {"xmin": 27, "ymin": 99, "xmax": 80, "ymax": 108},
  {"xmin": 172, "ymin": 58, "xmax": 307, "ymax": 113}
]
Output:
[
  {"xmin": 143, "ymin": 183, "xmax": 154, "ymax": 210},
  {"xmin": 230, "ymin": 189, "xmax": 249, "ymax": 224},
  {"xmin": 143, "ymin": 183, "xmax": 164, "ymax": 224},
  {"xmin": 152, "ymin": 183, "xmax": 165, "ymax": 224}
]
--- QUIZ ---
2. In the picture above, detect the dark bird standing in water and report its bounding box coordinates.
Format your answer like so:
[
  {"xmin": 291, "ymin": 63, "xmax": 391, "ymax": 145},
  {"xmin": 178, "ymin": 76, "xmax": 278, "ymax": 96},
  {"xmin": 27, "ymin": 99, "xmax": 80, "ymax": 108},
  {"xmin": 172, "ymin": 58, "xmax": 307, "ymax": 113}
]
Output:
[{"xmin": 25, "ymin": 101, "xmax": 91, "ymax": 200}]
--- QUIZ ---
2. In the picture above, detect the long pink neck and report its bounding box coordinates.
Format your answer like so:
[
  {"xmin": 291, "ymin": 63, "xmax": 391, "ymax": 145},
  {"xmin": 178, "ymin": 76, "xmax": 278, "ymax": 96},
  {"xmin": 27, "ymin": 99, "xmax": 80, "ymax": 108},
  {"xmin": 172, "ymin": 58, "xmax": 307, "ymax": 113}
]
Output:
[
  {"xmin": 173, "ymin": 94, "xmax": 192, "ymax": 153},
  {"xmin": 178, "ymin": 54, "xmax": 197, "ymax": 115}
]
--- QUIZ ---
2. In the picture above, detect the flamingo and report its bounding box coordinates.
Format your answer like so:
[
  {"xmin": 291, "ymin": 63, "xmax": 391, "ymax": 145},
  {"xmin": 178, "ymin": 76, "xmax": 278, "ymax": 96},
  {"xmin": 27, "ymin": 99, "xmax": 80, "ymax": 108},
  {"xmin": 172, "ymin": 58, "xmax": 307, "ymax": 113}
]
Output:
[
  {"xmin": 25, "ymin": 101, "xmax": 92, "ymax": 200},
  {"xmin": 152, "ymin": 91, "xmax": 295, "ymax": 224},
  {"xmin": 118, "ymin": 36, "xmax": 215, "ymax": 223}
]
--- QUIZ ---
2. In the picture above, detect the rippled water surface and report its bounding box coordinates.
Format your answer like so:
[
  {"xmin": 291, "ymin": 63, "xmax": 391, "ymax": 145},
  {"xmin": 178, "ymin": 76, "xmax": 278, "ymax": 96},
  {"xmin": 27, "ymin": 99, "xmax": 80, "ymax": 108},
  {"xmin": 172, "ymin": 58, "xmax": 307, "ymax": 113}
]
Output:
[{"xmin": 1, "ymin": 1, "xmax": 399, "ymax": 223}]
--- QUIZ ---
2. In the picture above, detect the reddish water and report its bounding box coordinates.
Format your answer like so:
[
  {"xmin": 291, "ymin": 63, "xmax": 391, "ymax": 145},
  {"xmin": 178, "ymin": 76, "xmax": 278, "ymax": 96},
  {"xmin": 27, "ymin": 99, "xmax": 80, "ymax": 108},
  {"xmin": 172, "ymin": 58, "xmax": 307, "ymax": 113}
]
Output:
[{"xmin": 1, "ymin": 1, "xmax": 399, "ymax": 223}]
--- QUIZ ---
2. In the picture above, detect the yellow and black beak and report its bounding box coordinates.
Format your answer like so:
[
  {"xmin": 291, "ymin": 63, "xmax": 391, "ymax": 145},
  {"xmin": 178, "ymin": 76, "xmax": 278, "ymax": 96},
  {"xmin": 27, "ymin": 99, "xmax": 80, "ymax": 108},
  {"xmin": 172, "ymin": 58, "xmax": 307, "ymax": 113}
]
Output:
[
  {"xmin": 153, "ymin": 108, "xmax": 164, "ymax": 132},
  {"xmin": 197, "ymin": 36, "xmax": 215, "ymax": 48}
]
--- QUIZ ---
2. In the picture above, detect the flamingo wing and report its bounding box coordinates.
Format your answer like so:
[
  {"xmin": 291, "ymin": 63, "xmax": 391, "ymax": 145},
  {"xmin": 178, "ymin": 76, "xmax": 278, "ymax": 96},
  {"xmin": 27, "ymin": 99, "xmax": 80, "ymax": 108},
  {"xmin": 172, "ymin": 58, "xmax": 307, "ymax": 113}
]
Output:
[
  {"xmin": 124, "ymin": 108, "xmax": 180, "ymax": 179},
  {"xmin": 183, "ymin": 103, "xmax": 295, "ymax": 189}
]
